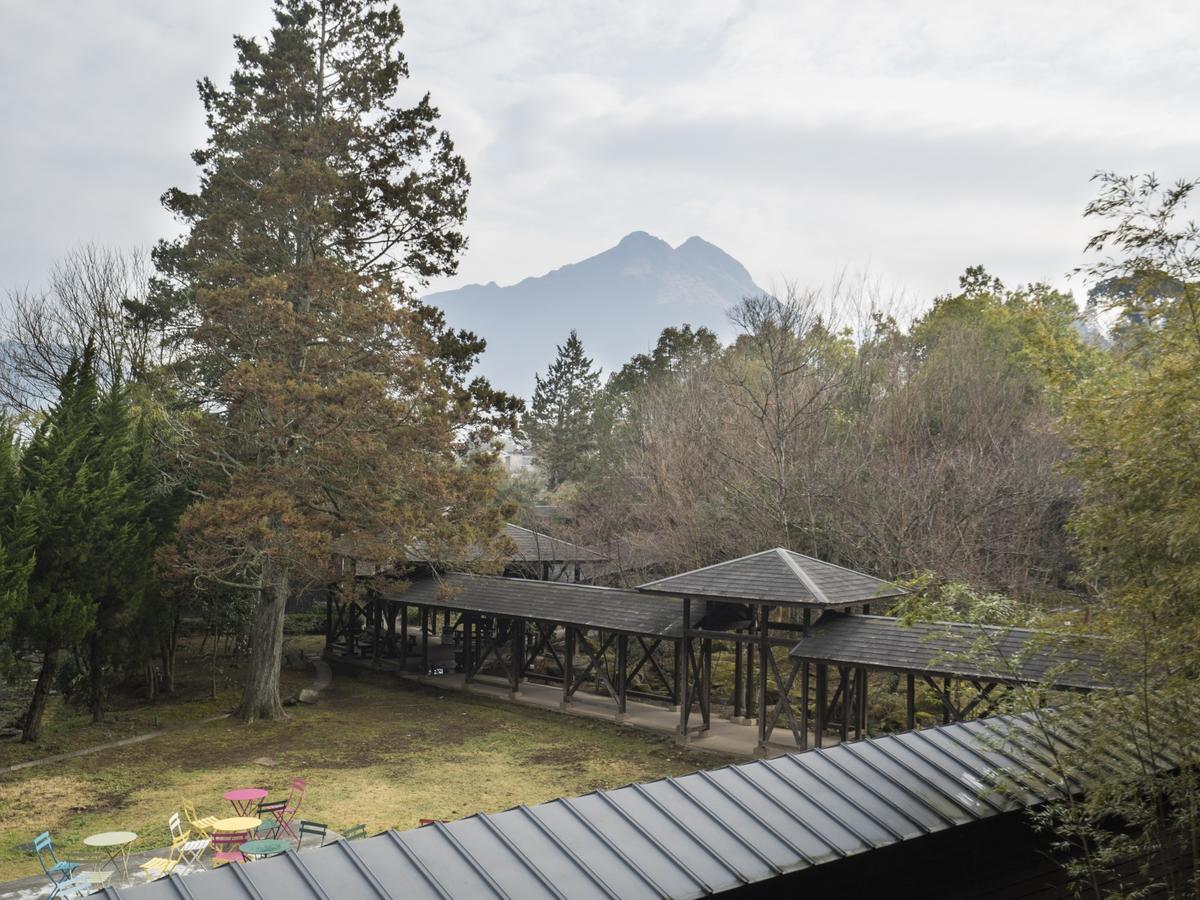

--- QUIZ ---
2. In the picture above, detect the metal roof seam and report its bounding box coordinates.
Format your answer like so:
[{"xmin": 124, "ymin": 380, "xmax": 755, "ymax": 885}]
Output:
[
  {"xmin": 276, "ymin": 850, "xmax": 333, "ymax": 899},
  {"xmin": 692, "ymin": 768, "xmax": 818, "ymax": 866},
  {"xmin": 661, "ymin": 776, "xmax": 782, "ymax": 876},
  {"xmin": 554, "ymin": 797, "xmax": 674, "ymax": 899},
  {"xmin": 839, "ymin": 743, "xmax": 969, "ymax": 825},
  {"xmin": 897, "ymin": 734, "xmax": 1008, "ymax": 816},
  {"xmin": 226, "ymin": 857, "xmax": 268, "ymax": 900},
  {"xmin": 755, "ymin": 759, "xmax": 881, "ymax": 850},
  {"xmin": 966, "ymin": 719, "xmax": 1073, "ymax": 800},
  {"xmin": 515, "ymin": 805, "xmax": 624, "ymax": 900},
  {"xmin": 777, "ymin": 748, "xmax": 907, "ymax": 844},
  {"xmin": 383, "ymin": 829, "xmax": 459, "ymax": 900},
  {"xmin": 717, "ymin": 765, "xmax": 840, "ymax": 861},
  {"xmin": 430, "ymin": 820, "xmax": 513, "ymax": 900},
  {"xmin": 886, "ymin": 731, "xmax": 1010, "ymax": 815},
  {"xmin": 474, "ymin": 812, "xmax": 569, "ymax": 900},
  {"xmin": 800, "ymin": 751, "xmax": 930, "ymax": 837},
  {"xmin": 936, "ymin": 724, "xmax": 1051, "ymax": 801},
  {"xmin": 312, "ymin": 844, "xmax": 386, "ymax": 900},
  {"xmin": 864, "ymin": 739, "xmax": 993, "ymax": 825},
  {"xmin": 590, "ymin": 790, "xmax": 716, "ymax": 894}
]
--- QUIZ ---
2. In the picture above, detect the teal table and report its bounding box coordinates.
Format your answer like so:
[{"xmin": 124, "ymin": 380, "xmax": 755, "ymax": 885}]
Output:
[{"xmin": 238, "ymin": 839, "xmax": 291, "ymax": 860}]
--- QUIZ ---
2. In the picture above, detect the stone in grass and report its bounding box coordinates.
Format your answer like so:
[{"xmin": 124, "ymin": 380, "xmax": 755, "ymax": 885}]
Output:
[
  {"xmin": 297, "ymin": 688, "xmax": 320, "ymax": 704},
  {"xmin": 254, "ymin": 756, "xmax": 279, "ymax": 766}
]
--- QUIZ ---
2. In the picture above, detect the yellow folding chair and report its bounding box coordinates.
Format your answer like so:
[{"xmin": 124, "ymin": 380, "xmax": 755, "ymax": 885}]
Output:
[
  {"xmin": 182, "ymin": 799, "xmax": 220, "ymax": 837},
  {"xmin": 140, "ymin": 833, "xmax": 188, "ymax": 881}
]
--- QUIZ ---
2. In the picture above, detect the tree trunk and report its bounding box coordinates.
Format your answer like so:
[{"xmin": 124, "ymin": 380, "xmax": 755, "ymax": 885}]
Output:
[
  {"xmin": 237, "ymin": 564, "xmax": 289, "ymax": 722},
  {"xmin": 22, "ymin": 646, "xmax": 59, "ymax": 742},
  {"xmin": 89, "ymin": 637, "xmax": 105, "ymax": 723}
]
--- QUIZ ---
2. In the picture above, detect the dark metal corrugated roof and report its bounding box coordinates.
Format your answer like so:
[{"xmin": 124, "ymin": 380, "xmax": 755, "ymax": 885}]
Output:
[
  {"xmin": 103, "ymin": 711, "xmax": 1096, "ymax": 900},
  {"xmin": 638, "ymin": 548, "xmax": 906, "ymax": 608},
  {"xmin": 379, "ymin": 574, "xmax": 686, "ymax": 637},
  {"xmin": 791, "ymin": 614, "xmax": 1107, "ymax": 690}
]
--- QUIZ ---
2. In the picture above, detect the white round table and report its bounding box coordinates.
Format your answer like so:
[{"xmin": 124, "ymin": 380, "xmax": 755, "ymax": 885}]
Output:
[{"xmin": 83, "ymin": 831, "xmax": 137, "ymax": 877}]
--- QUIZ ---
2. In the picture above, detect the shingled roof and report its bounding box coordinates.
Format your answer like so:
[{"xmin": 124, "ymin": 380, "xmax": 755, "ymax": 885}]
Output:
[
  {"xmin": 790, "ymin": 613, "xmax": 1107, "ymax": 690},
  {"xmin": 380, "ymin": 574, "xmax": 686, "ymax": 637},
  {"xmin": 638, "ymin": 548, "xmax": 905, "ymax": 609},
  {"xmin": 500, "ymin": 523, "xmax": 606, "ymax": 564}
]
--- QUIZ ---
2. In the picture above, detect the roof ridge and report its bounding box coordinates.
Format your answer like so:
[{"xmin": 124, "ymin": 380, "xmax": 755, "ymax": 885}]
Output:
[
  {"xmin": 442, "ymin": 572, "xmax": 660, "ymax": 595},
  {"xmin": 774, "ymin": 548, "xmax": 830, "ymax": 604},
  {"xmin": 638, "ymin": 547, "xmax": 778, "ymax": 590},
  {"xmin": 783, "ymin": 549, "xmax": 896, "ymax": 587}
]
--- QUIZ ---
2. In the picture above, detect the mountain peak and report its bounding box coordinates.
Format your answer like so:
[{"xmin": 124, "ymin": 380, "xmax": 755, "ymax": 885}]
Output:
[
  {"xmin": 426, "ymin": 232, "xmax": 765, "ymax": 396},
  {"xmin": 617, "ymin": 230, "xmax": 671, "ymax": 250}
]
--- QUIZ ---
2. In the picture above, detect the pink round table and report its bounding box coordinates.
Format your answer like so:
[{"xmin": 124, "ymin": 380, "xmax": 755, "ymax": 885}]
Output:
[{"xmin": 223, "ymin": 787, "xmax": 268, "ymax": 816}]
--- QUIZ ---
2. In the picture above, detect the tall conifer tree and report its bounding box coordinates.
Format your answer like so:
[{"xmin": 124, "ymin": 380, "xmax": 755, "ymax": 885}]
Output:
[
  {"xmin": 525, "ymin": 330, "xmax": 602, "ymax": 488},
  {"xmin": 154, "ymin": 1, "xmax": 517, "ymax": 720}
]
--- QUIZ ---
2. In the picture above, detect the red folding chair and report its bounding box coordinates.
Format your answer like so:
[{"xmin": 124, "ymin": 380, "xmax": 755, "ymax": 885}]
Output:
[
  {"xmin": 277, "ymin": 778, "xmax": 307, "ymax": 840},
  {"xmin": 210, "ymin": 830, "xmax": 250, "ymax": 867}
]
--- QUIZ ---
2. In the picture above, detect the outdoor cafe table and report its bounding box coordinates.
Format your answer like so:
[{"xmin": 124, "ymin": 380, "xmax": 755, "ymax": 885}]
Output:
[
  {"xmin": 209, "ymin": 816, "xmax": 262, "ymax": 834},
  {"xmin": 83, "ymin": 831, "xmax": 137, "ymax": 878},
  {"xmin": 239, "ymin": 838, "xmax": 291, "ymax": 860},
  {"xmin": 223, "ymin": 788, "xmax": 269, "ymax": 816}
]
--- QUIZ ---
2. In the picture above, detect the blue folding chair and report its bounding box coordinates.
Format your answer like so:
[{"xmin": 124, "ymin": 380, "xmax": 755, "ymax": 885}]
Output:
[{"xmin": 33, "ymin": 831, "xmax": 80, "ymax": 896}]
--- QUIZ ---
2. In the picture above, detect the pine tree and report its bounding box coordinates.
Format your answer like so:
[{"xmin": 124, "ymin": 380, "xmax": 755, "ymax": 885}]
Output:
[
  {"xmin": 524, "ymin": 330, "xmax": 602, "ymax": 489},
  {"xmin": 14, "ymin": 347, "xmax": 106, "ymax": 741},
  {"xmin": 154, "ymin": 0, "xmax": 518, "ymax": 721}
]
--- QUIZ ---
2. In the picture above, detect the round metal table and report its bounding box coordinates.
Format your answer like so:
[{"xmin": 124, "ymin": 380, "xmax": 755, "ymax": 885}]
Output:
[
  {"xmin": 223, "ymin": 787, "xmax": 269, "ymax": 816},
  {"xmin": 83, "ymin": 831, "xmax": 137, "ymax": 877},
  {"xmin": 210, "ymin": 816, "xmax": 262, "ymax": 833},
  {"xmin": 238, "ymin": 838, "xmax": 291, "ymax": 860}
]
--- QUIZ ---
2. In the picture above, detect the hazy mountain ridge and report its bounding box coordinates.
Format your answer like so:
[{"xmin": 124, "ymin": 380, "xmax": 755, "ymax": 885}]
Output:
[{"xmin": 426, "ymin": 231, "xmax": 765, "ymax": 397}]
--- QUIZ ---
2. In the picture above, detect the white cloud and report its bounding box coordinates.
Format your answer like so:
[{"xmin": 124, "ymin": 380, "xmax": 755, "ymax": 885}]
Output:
[{"xmin": 3, "ymin": 0, "xmax": 1199, "ymax": 306}]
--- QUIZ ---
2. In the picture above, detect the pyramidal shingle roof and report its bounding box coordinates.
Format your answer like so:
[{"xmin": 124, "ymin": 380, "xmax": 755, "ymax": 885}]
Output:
[{"xmin": 637, "ymin": 548, "xmax": 906, "ymax": 608}]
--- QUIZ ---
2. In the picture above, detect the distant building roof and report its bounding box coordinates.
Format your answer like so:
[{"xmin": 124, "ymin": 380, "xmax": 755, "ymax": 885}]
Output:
[
  {"xmin": 336, "ymin": 523, "xmax": 606, "ymax": 567},
  {"xmin": 790, "ymin": 613, "xmax": 1107, "ymax": 690},
  {"xmin": 105, "ymin": 710, "xmax": 1126, "ymax": 900},
  {"xmin": 381, "ymin": 573, "xmax": 685, "ymax": 637},
  {"xmin": 638, "ymin": 548, "xmax": 905, "ymax": 609},
  {"xmin": 499, "ymin": 523, "xmax": 606, "ymax": 564}
]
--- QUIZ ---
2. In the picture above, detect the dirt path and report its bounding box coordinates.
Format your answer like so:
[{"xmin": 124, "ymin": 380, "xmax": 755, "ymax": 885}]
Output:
[{"xmin": 1, "ymin": 654, "xmax": 333, "ymax": 776}]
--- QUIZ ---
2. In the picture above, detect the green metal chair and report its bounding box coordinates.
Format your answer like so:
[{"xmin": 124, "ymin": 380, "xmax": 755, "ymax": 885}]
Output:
[
  {"xmin": 296, "ymin": 820, "xmax": 327, "ymax": 851},
  {"xmin": 341, "ymin": 824, "xmax": 368, "ymax": 841}
]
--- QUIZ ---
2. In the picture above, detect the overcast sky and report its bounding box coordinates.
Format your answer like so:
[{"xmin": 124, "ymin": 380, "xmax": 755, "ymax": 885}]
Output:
[{"xmin": 3, "ymin": 1, "xmax": 1199, "ymax": 308}]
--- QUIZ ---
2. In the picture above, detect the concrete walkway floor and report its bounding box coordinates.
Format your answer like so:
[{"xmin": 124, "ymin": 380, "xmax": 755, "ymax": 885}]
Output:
[{"xmin": 332, "ymin": 654, "xmax": 837, "ymax": 759}]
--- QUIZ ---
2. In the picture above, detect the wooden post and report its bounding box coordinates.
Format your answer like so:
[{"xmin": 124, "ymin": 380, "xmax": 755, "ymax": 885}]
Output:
[
  {"xmin": 856, "ymin": 668, "xmax": 867, "ymax": 740},
  {"xmin": 573, "ymin": 563, "xmax": 581, "ymax": 583},
  {"xmin": 815, "ymin": 664, "xmax": 827, "ymax": 749},
  {"xmin": 510, "ymin": 619, "xmax": 523, "ymax": 696},
  {"xmin": 942, "ymin": 676, "xmax": 952, "ymax": 724},
  {"xmin": 399, "ymin": 604, "xmax": 408, "ymax": 671},
  {"xmin": 420, "ymin": 606, "xmax": 429, "ymax": 677},
  {"xmin": 800, "ymin": 661, "xmax": 810, "ymax": 750},
  {"xmin": 756, "ymin": 604, "xmax": 769, "ymax": 748},
  {"xmin": 385, "ymin": 602, "xmax": 397, "ymax": 657},
  {"xmin": 746, "ymin": 639, "xmax": 756, "ymax": 722},
  {"xmin": 732, "ymin": 628, "xmax": 743, "ymax": 721},
  {"xmin": 562, "ymin": 626, "xmax": 575, "ymax": 707},
  {"xmin": 906, "ymin": 673, "xmax": 916, "ymax": 730},
  {"xmin": 372, "ymin": 596, "xmax": 381, "ymax": 665},
  {"xmin": 616, "ymin": 633, "xmax": 628, "ymax": 717},
  {"xmin": 701, "ymin": 637, "xmax": 712, "ymax": 731},
  {"xmin": 324, "ymin": 596, "xmax": 333, "ymax": 652},
  {"xmin": 463, "ymin": 613, "xmax": 473, "ymax": 680},
  {"xmin": 678, "ymin": 598, "xmax": 691, "ymax": 738},
  {"xmin": 840, "ymin": 667, "xmax": 851, "ymax": 742}
]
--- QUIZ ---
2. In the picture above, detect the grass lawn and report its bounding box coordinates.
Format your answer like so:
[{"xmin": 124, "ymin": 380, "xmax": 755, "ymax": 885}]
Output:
[{"xmin": 0, "ymin": 637, "xmax": 738, "ymax": 882}]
